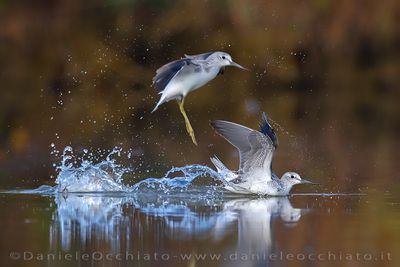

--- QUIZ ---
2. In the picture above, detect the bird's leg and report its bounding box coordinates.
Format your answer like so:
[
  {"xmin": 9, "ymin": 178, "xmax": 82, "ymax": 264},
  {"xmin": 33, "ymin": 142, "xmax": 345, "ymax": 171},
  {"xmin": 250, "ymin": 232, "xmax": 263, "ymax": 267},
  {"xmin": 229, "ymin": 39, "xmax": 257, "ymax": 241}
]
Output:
[{"xmin": 177, "ymin": 97, "xmax": 198, "ymax": 145}]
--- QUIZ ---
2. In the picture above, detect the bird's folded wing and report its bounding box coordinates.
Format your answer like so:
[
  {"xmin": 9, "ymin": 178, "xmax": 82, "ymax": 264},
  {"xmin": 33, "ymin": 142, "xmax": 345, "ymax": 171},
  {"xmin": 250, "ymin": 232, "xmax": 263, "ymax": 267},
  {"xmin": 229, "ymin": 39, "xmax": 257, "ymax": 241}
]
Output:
[
  {"xmin": 152, "ymin": 58, "xmax": 198, "ymax": 92},
  {"xmin": 184, "ymin": 52, "xmax": 214, "ymax": 60}
]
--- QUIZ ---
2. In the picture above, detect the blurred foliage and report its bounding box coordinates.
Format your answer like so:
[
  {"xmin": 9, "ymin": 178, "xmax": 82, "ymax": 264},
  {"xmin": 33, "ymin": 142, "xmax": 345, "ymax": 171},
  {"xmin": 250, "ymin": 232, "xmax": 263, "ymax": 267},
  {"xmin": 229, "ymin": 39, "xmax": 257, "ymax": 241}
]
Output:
[{"xmin": 0, "ymin": 0, "xmax": 399, "ymax": 190}]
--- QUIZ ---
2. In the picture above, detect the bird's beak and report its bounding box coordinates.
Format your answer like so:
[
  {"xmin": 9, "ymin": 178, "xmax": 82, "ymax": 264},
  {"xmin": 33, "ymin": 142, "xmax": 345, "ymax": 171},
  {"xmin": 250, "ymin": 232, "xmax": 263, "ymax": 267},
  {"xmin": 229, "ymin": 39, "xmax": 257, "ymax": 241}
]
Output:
[
  {"xmin": 301, "ymin": 178, "xmax": 319, "ymax": 185},
  {"xmin": 230, "ymin": 61, "xmax": 249, "ymax": 71}
]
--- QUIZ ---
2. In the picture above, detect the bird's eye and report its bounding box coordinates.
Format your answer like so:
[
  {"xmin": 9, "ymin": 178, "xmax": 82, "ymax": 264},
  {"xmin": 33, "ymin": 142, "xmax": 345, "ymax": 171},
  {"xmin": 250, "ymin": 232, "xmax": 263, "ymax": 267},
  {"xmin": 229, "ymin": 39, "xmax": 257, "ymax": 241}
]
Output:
[
  {"xmin": 221, "ymin": 56, "xmax": 226, "ymax": 59},
  {"xmin": 290, "ymin": 175, "xmax": 294, "ymax": 178}
]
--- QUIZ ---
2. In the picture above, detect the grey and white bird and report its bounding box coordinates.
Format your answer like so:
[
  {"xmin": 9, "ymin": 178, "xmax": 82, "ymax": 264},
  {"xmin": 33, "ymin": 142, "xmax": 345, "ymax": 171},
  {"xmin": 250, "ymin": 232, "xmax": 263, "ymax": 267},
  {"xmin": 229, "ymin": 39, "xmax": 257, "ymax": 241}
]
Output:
[
  {"xmin": 210, "ymin": 112, "xmax": 318, "ymax": 195},
  {"xmin": 151, "ymin": 51, "xmax": 247, "ymax": 145}
]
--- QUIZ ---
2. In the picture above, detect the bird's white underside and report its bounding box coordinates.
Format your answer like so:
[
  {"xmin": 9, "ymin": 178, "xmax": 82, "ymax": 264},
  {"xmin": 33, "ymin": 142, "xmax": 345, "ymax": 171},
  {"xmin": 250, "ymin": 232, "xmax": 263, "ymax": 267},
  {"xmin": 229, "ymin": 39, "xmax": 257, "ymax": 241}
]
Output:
[{"xmin": 158, "ymin": 66, "xmax": 220, "ymax": 104}]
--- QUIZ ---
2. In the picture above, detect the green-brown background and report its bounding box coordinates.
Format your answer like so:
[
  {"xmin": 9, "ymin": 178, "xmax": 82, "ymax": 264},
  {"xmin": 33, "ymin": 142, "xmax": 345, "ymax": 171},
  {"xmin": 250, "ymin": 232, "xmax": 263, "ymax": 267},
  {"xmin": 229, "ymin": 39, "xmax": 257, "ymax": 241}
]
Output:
[{"xmin": 0, "ymin": 0, "xmax": 399, "ymax": 192}]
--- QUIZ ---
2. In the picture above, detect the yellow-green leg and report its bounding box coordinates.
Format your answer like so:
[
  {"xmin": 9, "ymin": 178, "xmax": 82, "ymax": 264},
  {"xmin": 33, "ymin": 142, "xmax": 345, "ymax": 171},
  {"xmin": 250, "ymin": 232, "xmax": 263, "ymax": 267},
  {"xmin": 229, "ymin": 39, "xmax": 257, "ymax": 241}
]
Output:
[{"xmin": 177, "ymin": 97, "xmax": 198, "ymax": 145}]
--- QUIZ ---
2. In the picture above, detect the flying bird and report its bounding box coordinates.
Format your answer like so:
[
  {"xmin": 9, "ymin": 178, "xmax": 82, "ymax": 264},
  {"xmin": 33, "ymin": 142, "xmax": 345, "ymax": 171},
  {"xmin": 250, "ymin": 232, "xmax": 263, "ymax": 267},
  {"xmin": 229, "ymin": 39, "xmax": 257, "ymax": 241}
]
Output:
[{"xmin": 151, "ymin": 51, "xmax": 247, "ymax": 145}]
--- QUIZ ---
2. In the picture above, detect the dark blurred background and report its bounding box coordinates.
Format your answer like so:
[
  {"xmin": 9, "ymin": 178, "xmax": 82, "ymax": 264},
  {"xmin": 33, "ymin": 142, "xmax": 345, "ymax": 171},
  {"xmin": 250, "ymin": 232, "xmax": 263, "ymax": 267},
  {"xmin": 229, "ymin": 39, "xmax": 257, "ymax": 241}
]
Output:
[{"xmin": 0, "ymin": 0, "xmax": 399, "ymax": 192}]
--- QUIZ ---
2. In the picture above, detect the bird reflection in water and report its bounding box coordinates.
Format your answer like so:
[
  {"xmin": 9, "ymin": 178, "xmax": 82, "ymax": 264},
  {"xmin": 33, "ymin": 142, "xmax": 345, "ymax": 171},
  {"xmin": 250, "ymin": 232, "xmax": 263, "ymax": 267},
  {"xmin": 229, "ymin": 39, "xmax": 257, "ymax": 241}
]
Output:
[{"xmin": 49, "ymin": 193, "xmax": 305, "ymax": 266}]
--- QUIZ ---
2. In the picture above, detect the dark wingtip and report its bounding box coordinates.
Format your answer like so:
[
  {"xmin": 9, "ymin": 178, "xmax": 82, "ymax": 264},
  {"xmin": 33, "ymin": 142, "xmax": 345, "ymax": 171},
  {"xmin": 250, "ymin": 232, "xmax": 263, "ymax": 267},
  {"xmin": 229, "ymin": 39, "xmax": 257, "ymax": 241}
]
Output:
[
  {"xmin": 259, "ymin": 112, "xmax": 278, "ymax": 148},
  {"xmin": 210, "ymin": 120, "xmax": 227, "ymax": 136},
  {"xmin": 210, "ymin": 120, "xmax": 221, "ymax": 131}
]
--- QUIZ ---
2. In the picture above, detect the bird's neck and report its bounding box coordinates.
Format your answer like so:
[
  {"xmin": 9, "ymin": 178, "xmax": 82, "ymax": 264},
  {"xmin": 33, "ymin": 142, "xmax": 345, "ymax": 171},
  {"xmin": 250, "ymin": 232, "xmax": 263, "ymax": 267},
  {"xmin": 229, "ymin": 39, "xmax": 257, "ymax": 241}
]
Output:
[
  {"xmin": 204, "ymin": 65, "xmax": 222, "ymax": 75},
  {"xmin": 280, "ymin": 178, "xmax": 294, "ymax": 195}
]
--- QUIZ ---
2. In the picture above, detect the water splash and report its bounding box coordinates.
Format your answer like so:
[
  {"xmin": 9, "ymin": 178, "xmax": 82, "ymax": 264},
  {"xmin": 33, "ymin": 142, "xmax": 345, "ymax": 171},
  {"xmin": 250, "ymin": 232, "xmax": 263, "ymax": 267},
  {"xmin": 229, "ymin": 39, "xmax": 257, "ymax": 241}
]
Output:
[
  {"xmin": 30, "ymin": 146, "xmax": 224, "ymax": 196},
  {"xmin": 131, "ymin": 165, "xmax": 224, "ymax": 195},
  {"xmin": 55, "ymin": 146, "xmax": 130, "ymax": 192}
]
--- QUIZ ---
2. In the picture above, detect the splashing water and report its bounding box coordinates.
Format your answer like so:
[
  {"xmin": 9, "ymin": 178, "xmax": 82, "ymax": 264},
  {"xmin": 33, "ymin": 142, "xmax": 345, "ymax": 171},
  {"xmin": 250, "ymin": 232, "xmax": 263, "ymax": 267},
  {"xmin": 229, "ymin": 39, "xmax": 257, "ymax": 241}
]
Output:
[
  {"xmin": 131, "ymin": 165, "xmax": 224, "ymax": 194},
  {"xmin": 25, "ymin": 146, "xmax": 226, "ymax": 196},
  {"xmin": 55, "ymin": 146, "xmax": 130, "ymax": 192}
]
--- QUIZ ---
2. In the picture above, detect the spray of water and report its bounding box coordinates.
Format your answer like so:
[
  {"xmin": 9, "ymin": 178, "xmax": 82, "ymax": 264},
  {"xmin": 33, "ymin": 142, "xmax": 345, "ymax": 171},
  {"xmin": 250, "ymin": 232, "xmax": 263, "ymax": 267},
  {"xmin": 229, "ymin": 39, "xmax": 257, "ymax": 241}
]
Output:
[
  {"xmin": 55, "ymin": 146, "xmax": 130, "ymax": 192},
  {"xmin": 33, "ymin": 146, "xmax": 225, "ymax": 195}
]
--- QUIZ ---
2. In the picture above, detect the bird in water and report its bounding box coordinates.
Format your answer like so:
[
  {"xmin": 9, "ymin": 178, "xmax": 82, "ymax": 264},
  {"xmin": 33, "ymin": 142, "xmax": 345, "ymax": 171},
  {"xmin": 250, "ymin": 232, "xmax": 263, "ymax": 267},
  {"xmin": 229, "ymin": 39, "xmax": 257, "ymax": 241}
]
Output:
[
  {"xmin": 151, "ymin": 51, "xmax": 247, "ymax": 145},
  {"xmin": 210, "ymin": 112, "xmax": 318, "ymax": 195}
]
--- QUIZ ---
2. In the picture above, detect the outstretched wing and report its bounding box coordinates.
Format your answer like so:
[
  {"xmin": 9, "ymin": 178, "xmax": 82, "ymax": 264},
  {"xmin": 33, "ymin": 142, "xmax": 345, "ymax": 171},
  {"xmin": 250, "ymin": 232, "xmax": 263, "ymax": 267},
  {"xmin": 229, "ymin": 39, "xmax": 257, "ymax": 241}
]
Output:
[
  {"xmin": 210, "ymin": 120, "xmax": 253, "ymax": 167},
  {"xmin": 259, "ymin": 112, "xmax": 278, "ymax": 148},
  {"xmin": 152, "ymin": 58, "xmax": 196, "ymax": 92},
  {"xmin": 211, "ymin": 114, "xmax": 277, "ymax": 180}
]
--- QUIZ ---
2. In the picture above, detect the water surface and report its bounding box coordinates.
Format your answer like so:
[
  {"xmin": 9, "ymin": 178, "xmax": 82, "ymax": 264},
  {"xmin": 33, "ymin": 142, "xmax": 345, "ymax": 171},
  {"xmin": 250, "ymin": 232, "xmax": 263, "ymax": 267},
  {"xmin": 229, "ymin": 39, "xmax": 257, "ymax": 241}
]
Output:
[
  {"xmin": 1, "ymin": 190, "xmax": 398, "ymax": 267},
  {"xmin": 1, "ymin": 148, "xmax": 398, "ymax": 267}
]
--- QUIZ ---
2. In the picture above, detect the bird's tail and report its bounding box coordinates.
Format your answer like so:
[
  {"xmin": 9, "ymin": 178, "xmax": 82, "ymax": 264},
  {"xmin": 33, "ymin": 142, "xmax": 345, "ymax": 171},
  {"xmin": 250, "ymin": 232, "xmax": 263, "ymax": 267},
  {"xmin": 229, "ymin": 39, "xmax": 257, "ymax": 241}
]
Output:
[
  {"xmin": 151, "ymin": 104, "xmax": 160, "ymax": 113},
  {"xmin": 151, "ymin": 95, "xmax": 166, "ymax": 113},
  {"xmin": 210, "ymin": 155, "xmax": 229, "ymax": 173},
  {"xmin": 210, "ymin": 156, "xmax": 238, "ymax": 182}
]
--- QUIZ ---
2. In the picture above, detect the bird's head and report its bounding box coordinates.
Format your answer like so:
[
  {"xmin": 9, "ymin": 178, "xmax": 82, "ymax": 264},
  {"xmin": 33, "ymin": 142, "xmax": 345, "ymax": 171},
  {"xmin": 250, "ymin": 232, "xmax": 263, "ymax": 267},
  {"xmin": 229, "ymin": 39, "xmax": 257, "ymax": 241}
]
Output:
[
  {"xmin": 281, "ymin": 172, "xmax": 318, "ymax": 189},
  {"xmin": 210, "ymin": 52, "xmax": 248, "ymax": 70}
]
